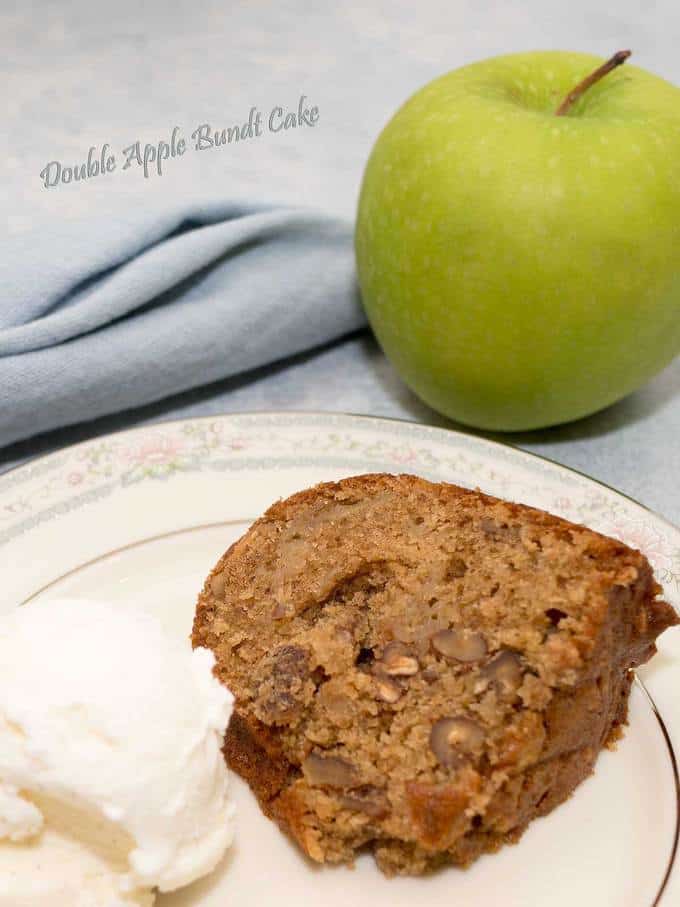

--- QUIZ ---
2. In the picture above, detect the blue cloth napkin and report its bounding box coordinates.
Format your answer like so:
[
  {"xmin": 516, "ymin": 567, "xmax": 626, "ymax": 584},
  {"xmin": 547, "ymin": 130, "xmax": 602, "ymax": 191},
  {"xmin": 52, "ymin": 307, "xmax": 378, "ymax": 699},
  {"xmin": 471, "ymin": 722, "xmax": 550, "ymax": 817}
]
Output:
[{"xmin": 0, "ymin": 202, "xmax": 365, "ymax": 448}]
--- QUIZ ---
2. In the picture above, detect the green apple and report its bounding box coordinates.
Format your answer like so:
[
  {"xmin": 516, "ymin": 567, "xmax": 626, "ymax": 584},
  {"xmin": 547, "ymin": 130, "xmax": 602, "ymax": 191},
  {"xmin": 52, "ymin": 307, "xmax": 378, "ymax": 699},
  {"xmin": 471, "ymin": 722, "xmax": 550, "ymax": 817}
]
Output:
[{"xmin": 355, "ymin": 51, "xmax": 680, "ymax": 430}]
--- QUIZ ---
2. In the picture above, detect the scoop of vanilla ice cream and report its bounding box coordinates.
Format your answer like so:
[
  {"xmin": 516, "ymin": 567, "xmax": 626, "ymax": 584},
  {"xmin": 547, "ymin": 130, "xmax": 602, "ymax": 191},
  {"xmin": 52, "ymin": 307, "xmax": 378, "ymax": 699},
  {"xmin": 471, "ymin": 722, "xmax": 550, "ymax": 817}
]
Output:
[{"xmin": 0, "ymin": 598, "xmax": 235, "ymax": 904}]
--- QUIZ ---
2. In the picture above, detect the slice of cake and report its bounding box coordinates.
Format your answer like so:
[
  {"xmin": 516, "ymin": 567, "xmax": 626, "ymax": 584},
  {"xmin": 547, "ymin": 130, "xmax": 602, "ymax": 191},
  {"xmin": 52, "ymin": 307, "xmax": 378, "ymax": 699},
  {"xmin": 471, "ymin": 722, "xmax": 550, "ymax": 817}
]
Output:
[{"xmin": 192, "ymin": 473, "xmax": 678, "ymax": 875}]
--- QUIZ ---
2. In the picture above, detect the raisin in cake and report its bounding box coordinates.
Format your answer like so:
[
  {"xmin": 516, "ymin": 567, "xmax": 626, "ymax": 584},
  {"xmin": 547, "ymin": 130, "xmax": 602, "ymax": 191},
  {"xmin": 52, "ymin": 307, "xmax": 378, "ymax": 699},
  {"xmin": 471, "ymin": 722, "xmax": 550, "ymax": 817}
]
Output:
[{"xmin": 192, "ymin": 474, "xmax": 678, "ymax": 875}]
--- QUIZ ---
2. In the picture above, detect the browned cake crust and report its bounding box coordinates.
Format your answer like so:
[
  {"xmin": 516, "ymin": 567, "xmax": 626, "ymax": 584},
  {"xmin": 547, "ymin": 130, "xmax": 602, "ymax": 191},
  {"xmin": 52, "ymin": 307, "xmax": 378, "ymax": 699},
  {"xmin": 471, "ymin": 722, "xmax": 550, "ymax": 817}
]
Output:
[{"xmin": 192, "ymin": 474, "xmax": 678, "ymax": 875}]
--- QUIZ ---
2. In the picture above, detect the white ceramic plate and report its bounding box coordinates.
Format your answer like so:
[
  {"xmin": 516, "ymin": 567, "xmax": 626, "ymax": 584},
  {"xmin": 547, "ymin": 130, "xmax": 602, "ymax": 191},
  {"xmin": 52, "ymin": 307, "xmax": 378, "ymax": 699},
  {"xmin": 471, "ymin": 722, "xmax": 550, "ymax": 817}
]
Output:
[{"xmin": 1, "ymin": 411, "xmax": 678, "ymax": 906}]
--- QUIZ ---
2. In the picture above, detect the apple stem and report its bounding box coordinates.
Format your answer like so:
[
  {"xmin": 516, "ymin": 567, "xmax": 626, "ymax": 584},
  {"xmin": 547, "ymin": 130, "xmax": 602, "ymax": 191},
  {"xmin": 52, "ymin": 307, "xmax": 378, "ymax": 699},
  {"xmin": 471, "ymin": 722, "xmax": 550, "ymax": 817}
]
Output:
[{"xmin": 554, "ymin": 50, "xmax": 632, "ymax": 116}]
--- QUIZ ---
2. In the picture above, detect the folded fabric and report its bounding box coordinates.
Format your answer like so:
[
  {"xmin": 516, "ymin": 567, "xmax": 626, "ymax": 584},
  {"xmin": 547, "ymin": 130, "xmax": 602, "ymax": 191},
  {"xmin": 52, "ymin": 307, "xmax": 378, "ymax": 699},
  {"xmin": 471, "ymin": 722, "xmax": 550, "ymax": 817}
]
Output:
[{"xmin": 0, "ymin": 202, "xmax": 365, "ymax": 448}]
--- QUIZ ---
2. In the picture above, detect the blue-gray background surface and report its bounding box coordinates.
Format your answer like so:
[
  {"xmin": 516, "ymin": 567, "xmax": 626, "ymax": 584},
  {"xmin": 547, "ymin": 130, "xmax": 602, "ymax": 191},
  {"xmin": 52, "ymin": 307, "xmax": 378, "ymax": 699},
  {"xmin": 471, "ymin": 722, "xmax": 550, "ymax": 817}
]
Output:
[{"xmin": 1, "ymin": 1, "xmax": 679, "ymax": 522}]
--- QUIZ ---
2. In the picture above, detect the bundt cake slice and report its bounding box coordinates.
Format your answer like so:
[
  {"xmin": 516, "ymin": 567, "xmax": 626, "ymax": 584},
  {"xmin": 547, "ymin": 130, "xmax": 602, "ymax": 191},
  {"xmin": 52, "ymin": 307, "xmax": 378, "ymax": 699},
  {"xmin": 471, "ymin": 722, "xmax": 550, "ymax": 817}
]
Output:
[{"xmin": 192, "ymin": 473, "xmax": 678, "ymax": 875}]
